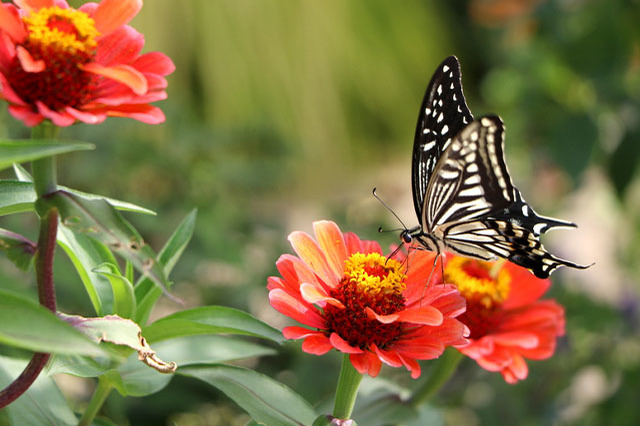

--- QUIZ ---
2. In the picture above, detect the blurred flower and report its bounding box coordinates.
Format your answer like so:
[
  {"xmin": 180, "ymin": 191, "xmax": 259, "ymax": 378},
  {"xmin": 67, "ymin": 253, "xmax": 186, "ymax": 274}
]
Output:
[
  {"xmin": 0, "ymin": 0, "xmax": 174, "ymax": 126},
  {"xmin": 446, "ymin": 256, "xmax": 565, "ymax": 383},
  {"xmin": 267, "ymin": 220, "xmax": 468, "ymax": 379}
]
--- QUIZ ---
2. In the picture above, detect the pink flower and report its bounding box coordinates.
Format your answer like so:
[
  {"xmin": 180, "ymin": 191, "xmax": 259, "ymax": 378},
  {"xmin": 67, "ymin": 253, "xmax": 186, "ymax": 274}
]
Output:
[
  {"xmin": 267, "ymin": 220, "xmax": 469, "ymax": 379},
  {"xmin": 0, "ymin": 0, "xmax": 174, "ymax": 126}
]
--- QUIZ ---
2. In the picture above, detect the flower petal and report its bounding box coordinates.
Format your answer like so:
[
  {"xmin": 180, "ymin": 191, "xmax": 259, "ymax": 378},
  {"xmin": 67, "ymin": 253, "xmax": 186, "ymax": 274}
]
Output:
[
  {"xmin": 0, "ymin": 4, "xmax": 27, "ymax": 42},
  {"xmin": 365, "ymin": 307, "xmax": 398, "ymax": 324},
  {"xmin": 300, "ymin": 283, "xmax": 344, "ymax": 308},
  {"xmin": 502, "ymin": 262, "xmax": 551, "ymax": 309},
  {"xmin": 313, "ymin": 220, "xmax": 348, "ymax": 279},
  {"xmin": 329, "ymin": 333, "xmax": 363, "ymax": 354},
  {"xmin": 65, "ymin": 107, "xmax": 107, "ymax": 124},
  {"xmin": 100, "ymin": 104, "xmax": 166, "ymax": 124},
  {"xmin": 372, "ymin": 344, "xmax": 402, "ymax": 367},
  {"xmin": 301, "ymin": 334, "xmax": 334, "ymax": 355},
  {"xmin": 8, "ymin": 105, "xmax": 44, "ymax": 126},
  {"xmin": 14, "ymin": 0, "xmax": 56, "ymax": 13},
  {"xmin": 36, "ymin": 101, "xmax": 75, "ymax": 126},
  {"xmin": 92, "ymin": 0, "xmax": 142, "ymax": 36},
  {"xmin": 395, "ymin": 305, "xmax": 443, "ymax": 326},
  {"xmin": 16, "ymin": 46, "xmax": 45, "ymax": 72},
  {"xmin": 268, "ymin": 288, "xmax": 325, "ymax": 329},
  {"xmin": 288, "ymin": 230, "xmax": 337, "ymax": 289},
  {"xmin": 133, "ymin": 51, "xmax": 176, "ymax": 76},
  {"xmin": 95, "ymin": 25, "xmax": 144, "ymax": 66},
  {"xmin": 350, "ymin": 352, "xmax": 382, "ymax": 377},
  {"xmin": 490, "ymin": 331, "xmax": 539, "ymax": 349},
  {"xmin": 81, "ymin": 63, "xmax": 147, "ymax": 95},
  {"xmin": 282, "ymin": 326, "xmax": 320, "ymax": 339},
  {"xmin": 275, "ymin": 254, "xmax": 324, "ymax": 293}
]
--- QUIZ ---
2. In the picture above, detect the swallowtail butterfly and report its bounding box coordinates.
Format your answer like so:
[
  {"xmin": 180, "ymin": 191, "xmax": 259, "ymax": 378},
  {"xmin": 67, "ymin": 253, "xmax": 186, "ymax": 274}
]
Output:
[{"xmin": 401, "ymin": 56, "xmax": 590, "ymax": 278}]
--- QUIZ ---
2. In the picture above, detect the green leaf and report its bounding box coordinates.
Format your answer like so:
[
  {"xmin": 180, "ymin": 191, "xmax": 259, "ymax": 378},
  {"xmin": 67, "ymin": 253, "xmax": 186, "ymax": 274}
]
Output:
[
  {"xmin": 0, "ymin": 228, "xmax": 36, "ymax": 270},
  {"xmin": 12, "ymin": 162, "xmax": 32, "ymax": 181},
  {"xmin": 142, "ymin": 306, "xmax": 284, "ymax": 344},
  {"xmin": 0, "ymin": 290, "xmax": 102, "ymax": 356},
  {"xmin": 58, "ymin": 225, "xmax": 115, "ymax": 316},
  {"xmin": 93, "ymin": 263, "xmax": 136, "ymax": 319},
  {"xmin": 0, "ymin": 139, "xmax": 93, "ymax": 171},
  {"xmin": 0, "ymin": 355, "xmax": 78, "ymax": 426},
  {"xmin": 47, "ymin": 354, "xmax": 110, "ymax": 378},
  {"xmin": 179, "ymin": 365, "xmax": 317, "ymax": 426},
  {"xmin": 109, "ymin": 335, "xmax": 274, "ymax": 397},
  {"xmin": 0, "ymin": 180, "xmax": 155, "ymax": 217},
  {"xmin": 40, "ymin": 191, "xmax": 171, "ymax": 297},
  {"xmin": 58, "ymin": 313, "xmax": 177, "ymax": 374},
  {"xmin": 135, "ymin": 209, "xmax": 197, "ymax": 325}
]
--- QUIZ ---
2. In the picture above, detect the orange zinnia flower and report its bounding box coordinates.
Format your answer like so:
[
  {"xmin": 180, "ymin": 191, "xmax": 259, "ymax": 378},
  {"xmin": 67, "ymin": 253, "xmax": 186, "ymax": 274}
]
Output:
[
  {"xmin": 0, "ymin": 0, "xmax": 174, "ymax": 126},
  {"xmin": 267, "ymin": 221, "xmax": 468, "ymax": 379},
  {"xmin": 445, "ymin": 256, "xmax": 565, "ymax": 384}
]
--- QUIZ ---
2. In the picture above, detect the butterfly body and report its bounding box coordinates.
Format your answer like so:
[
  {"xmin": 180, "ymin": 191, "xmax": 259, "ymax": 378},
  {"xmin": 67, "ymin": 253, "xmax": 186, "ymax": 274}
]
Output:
[{"xmin": 405, "ymin": 56, "xmax": 590, "ymax": 278}]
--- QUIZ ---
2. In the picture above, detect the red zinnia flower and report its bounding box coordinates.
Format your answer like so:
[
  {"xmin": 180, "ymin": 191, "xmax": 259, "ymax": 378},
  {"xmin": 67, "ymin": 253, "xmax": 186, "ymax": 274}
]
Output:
[
  {"xmin": 0, "ymin": 0, "xmax": 174, "ymax": 126},
  {"xmin": 445, "ymin": 256, "xmax": 565, "ymax": 384},
  {"xmin": 267, "ymin": 221, "xmax": 468, "ymax": 379}
]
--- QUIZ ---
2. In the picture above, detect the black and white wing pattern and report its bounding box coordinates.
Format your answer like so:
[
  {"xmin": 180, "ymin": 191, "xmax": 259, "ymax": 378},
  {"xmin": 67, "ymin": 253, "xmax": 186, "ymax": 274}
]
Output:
[
  {"xmin": 412, "ymin": 56, "xmax": 473, "ymax": 221},
  {"xmin": 418, "ymin": 115, "xmax": 591, "ymax": 278}
]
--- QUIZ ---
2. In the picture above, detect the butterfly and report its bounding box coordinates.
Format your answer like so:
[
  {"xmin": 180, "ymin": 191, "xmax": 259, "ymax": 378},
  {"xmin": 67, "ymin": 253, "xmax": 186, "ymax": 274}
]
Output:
[{"xmin": 400, "ymin": 55, "xmax": 591, "ymax": 278}]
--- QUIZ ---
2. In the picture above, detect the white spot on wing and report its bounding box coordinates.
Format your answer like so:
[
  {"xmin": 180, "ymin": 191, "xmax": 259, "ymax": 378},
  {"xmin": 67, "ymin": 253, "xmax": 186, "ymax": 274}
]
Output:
[
  {"xmin": 423, "ymin": 141, "xmax": 436, "ymax": 151},
  {"xmin": 521, "ymin": 205, "xmax": 529, "ymax": 217},
  {"xmin": 437, "ymin": 85, "xmax": 442, "ymax": 95},
  {"xmin": 441, "ymin": 125, "xmax": 449, "ymax": 135},
  {"xmin": 437, "ymin": 112, "xmax": 444, "ymax": 123},
  {"xmin": 533, "ymin": 223, "xmax": 547, "ymax": 234},
  {"xmin": 443, "ymin": 65, "xmax": 450, "ymax": 72}
]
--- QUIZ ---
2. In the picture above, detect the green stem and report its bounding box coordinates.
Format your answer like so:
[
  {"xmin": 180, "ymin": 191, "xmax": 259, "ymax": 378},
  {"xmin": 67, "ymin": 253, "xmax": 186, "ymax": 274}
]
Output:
[
  {"xmin": 78, "ymin": 377, "xmax": 113, "ymax": 426},
  {"xmin": 409, "ymin": 348, "xmax": 463, "ymax": 406},
  {"xmin": 31, "ymin": 122, "xmax": 59, "ymax": 196},
  {"xmin": 332, "ymin": 354, "xmax": 363, "ymax": 420}
]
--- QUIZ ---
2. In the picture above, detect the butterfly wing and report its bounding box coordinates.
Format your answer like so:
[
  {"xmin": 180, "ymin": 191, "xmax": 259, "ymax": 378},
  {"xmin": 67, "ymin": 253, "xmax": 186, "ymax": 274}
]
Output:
[
  {"xmin": 424, "ymin": 116, "xmax": 590, "ymax": 278},
  {"xmin": 412, "ymin": 56, "xmax": 474, "ymax": 222}
]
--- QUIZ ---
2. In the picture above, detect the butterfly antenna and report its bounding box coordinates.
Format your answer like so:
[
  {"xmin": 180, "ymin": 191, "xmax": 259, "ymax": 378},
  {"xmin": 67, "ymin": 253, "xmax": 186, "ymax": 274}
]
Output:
[
  {"xmin": 372, "ymin": 187, "xmax": 408, "ymax": 230},
  {"xmin": 420, "ymin": 251, "xmax": 441, "ymax": 306}
]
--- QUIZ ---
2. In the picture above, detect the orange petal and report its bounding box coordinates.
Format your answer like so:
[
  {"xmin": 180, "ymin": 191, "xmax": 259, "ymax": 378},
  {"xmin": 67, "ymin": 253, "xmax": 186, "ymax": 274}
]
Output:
[
  {"xmin": 329, "ymin": 333, "xmax": 362, "ymax": 354},
  {"xmin": 81, "ymin": 63, "xmax": 147, "ymax": 95},
  {"xmin": 92, "ymin": 0, "xmax": 142, "ymax": 36},
  {"xmin": 16, "ymin": 46, "xmax": 45, "ymax": 72},
  {"xmin": 301, "ymin": 334, "xmax": 333, "ymax": 355},
  {"xmin": 288, "ymin": 231, "xmax": 337, "ymax": 288},
  {"xmin": 365, "ymin": 307, "xmax": 399, "ymax": 324},
  {"xmin": 313, "ymin": 221, "xmax": 347, "ymax": 278},
  {"xmin": 14, "ymin": 0, "xmax": 55, "ymax": 13},
  {"xmin": 0, "ymin": 4, "xmax": 27, "ymax": 42},
  {"xmin": 396, "ymin": 306, "xmax": 443, "ymax": 326},
  {"xmin": 300, "ymin": 283, "xmax": 343, "ymax": 308}
]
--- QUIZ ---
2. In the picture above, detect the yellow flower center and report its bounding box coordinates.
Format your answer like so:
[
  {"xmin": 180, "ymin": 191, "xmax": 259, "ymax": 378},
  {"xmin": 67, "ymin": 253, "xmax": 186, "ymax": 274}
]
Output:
[
  {"xmin": 342, "ymin": 252, "xmax": 406, "ymax": 299},
  {"xmin": 23, "ymin": 6, "xmax": 99, "ymax": 54},
  {"xmin": 444, "ymin": 257, "xmax": 511, "ymax": 309},
  {"xmin": 324, "ymin": 253, "xmax": 407, "ymax": 350}
]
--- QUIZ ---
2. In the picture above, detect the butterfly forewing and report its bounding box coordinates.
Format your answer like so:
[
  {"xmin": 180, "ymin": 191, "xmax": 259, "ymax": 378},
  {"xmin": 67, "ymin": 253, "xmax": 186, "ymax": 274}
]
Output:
[{"xmin": 412, "ymin": 56, "xmax": 473, "ymax": 221}]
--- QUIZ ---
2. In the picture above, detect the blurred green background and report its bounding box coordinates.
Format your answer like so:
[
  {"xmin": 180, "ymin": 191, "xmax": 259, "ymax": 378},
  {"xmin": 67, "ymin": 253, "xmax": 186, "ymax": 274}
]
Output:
[{"xmin": 1, "ymin": 0, "xmax": 640, "ymax": 424}]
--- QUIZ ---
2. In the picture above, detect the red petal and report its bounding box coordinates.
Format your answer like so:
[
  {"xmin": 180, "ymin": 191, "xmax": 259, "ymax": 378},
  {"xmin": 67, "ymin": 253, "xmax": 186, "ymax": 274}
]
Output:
[
  {"xmin": 82, "ymin": 63, "xmax": 147, "ymax": 95},
  {"xmin": 398, "ymin": 353, "xmax": 422, "ymax": 379},
  {"xmin": 99, "ymin": 104, "xmax": 165, "ymax": 124},
  {"xmin": 92, "ymin": 0, "xmax": 142, "ymax": 36},
  {"xmin": 65, "ymin": 107, "xmax": 106, "ymax": 124},
  {"xmin": 275, "ymin": 254, "xmax": 324, "ymax": 293},
  {"xmin": 268, "ymin": 289, "xmax": 325, "ymax": 328},
  {"xmin": 313, "ymin": 221, "xmax": 348, "ymax": 279},
  {"xmin": 300, "ymin": 283, "xmax": 343, "ymax": 307},
  {"xmin": 282, "ymin": 326, "xmax": 321, "ymax": 339},
  {"xmin": 396, "ymin": 306, "xmax": 443, "ymax": 325},
  {"xmin": 36, "ymin": 101, "xmax": 75, "ymax": 126},
  {"xmin": 14, "ymin": 0, "xmax": 56, "ymax": 12},
  {"xmin": 372, "ymin": 345, "xmax": 402, "ymax": 367},
  {"xmin": 365, "ymin": 307, "xmax": 398, "ymax": 324},
  {"xmin": 288, "ymin": 230, "xmax": 337, "ymax": 289},
  {"xmin": 491, "ymin": 331, "xmax": 539, "ymax": 349},
  {"xmin": 95, "ymin": 25, "xmax": 144, "ymax": 66},
  {"xmin": 301, "ymin": 334, "xmax": 333, "ymax": 355},
  {"xmin": 0, "ymin": 4, "xmax": 27, "ymax": 42},
  {"xmin": 0, "ymin": 73, "xmax": 27, "ymax": 105},
  {"xmin": 16, "ymin": 46, "xmax": 45, "ymax": 72},
  {"xmin": 349, "ymin": 352, "xmax": 382, "ymax": 377},
  {"xmin": 329, "ymin": 333, "xmax": 363, "ymax": 354},
  {"xmin": 502, "ymin": 262, "xmax": 551, "ymax": 309},
  {"xmin": 133, "ymin": 51, "xmax": 175, "ymax": 76},
  {"xmin": 8, "ymin": 105, "xmax": 44, "ymax": 126}
]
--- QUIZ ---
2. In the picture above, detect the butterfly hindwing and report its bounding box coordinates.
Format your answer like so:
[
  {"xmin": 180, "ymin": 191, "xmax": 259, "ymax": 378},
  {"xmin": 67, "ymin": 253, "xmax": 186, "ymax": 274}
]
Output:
[
  {"xmin": 421, "ymin": 115, "xmax": 589, "ymax": 278},
  {"xmin": 412, "ymin": 56, "xmax": 474, "ymax": 221}
]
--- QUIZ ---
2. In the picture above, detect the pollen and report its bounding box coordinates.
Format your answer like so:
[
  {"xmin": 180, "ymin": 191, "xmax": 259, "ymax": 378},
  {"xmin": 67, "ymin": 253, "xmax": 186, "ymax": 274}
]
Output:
[
  {"xmin": 23, "ymin": 7, "xmax": 99, "ymax": 53},
  {"xmin": 444, "ymin": 257, "xmax": 511, "ymax": 310},
  {"xmin": 324, "ymin": 253, "xmax": 407, "ymax": 350}
]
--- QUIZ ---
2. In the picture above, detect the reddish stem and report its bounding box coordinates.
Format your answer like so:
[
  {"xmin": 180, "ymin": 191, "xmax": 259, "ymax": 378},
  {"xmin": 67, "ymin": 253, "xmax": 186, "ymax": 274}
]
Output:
[{"xmin": 0, "ymin": 209, "xmax": 58, "ymax": 408}]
